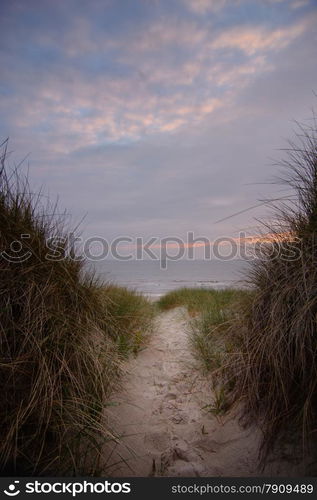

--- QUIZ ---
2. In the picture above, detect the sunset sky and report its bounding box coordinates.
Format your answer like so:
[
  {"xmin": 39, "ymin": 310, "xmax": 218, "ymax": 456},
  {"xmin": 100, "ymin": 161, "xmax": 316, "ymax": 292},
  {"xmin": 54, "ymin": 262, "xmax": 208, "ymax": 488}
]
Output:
[{"xmin": 1, "ymin": 0, "xmax": 317, "ymax": 250}]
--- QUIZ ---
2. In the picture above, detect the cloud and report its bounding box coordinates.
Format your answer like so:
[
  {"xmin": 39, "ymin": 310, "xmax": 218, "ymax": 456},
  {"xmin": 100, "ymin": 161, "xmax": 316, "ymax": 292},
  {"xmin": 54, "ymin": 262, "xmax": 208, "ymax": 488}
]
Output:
[
  {"xmin": 210, "ymin": 21, "xmax": 306, "ymax": 56},
  {"xmin": 125, "ymin": 18, "xmax": 207, "ymax": 52},
  {"xmin": 290, "ymin": 0, "xmax": 310, "ymax": 9},
  {"xmin": 0, "ymin": 0, "xmax": 316, "ymax": 244},
  {"xmin": 0, "ymin": 0, "xmax": 312, "ymax": 157},
  {"xmin": 182, "ymin": 0, "xmax": 239, "ymax": 14},
  {"xmin": 183, "ymin": 0, "xmax": 313, "ymax": 14}
]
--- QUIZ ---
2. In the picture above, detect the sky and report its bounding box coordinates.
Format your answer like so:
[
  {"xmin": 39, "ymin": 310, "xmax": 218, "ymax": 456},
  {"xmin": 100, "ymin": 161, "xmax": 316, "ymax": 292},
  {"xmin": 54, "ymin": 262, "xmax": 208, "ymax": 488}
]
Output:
[{"xmin": 1, "ymin": 0, "xmax": 317, "ymax": 256}]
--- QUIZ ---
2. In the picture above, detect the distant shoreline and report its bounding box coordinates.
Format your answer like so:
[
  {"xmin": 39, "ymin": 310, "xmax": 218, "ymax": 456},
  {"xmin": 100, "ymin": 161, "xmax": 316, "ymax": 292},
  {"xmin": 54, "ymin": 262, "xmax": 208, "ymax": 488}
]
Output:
[{"xmin": 92, "ymin": 258, "xmax": 249, "ymax": 297}]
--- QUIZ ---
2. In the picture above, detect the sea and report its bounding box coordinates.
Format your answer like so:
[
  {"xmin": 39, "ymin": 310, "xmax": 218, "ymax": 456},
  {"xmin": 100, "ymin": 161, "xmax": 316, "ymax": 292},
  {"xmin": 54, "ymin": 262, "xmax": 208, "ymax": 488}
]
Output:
[{"xmin": 92, "ymin": 259, "xmax": 250, "ymax": 299}]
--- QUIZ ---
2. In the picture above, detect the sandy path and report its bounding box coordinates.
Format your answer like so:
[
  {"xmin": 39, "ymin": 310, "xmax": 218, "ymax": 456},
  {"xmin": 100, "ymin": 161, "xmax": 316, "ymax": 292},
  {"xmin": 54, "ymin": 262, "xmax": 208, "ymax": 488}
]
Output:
[{"xmin": 104, "ymin": 308, "xmax": 304, "ymax": 477}]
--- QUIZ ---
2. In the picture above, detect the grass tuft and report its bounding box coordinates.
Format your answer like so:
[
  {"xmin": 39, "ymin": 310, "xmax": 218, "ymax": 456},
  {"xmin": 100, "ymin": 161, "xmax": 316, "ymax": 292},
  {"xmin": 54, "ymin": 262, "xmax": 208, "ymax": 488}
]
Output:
[{"xmin": 98, "ymin": 284, "xmax": 155, "ymax": 356}]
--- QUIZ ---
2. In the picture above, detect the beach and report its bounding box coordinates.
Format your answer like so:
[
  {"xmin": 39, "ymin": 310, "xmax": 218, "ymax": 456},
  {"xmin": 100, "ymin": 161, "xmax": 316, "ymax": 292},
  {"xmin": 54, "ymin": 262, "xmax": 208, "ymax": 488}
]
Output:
[{"xmin": 93, "ymin": 259, "xmax": 249, "ymax": 298}]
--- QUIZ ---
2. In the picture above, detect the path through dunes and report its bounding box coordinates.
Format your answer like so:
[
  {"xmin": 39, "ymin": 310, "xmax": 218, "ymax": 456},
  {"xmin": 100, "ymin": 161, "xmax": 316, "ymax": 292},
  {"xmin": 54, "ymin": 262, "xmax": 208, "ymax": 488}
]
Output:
[{"xmin": 104, "ymin": 308, "xmax": 305, "ymax": 477}]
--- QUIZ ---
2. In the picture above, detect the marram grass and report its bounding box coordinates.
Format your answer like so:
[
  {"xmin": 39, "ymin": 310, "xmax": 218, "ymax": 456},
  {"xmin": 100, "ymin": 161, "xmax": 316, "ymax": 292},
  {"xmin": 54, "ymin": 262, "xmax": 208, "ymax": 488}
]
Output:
[{"xmin": 0, "ymin": 141, "xmax": 154, "ymax": 476}]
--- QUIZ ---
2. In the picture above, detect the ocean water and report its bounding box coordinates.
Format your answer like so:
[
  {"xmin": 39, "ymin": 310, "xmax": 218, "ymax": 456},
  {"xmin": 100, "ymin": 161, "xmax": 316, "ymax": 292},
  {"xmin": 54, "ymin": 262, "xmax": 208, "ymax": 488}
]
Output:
[{"xmin": 92, "ymin": 259, "xmax": 250, "ymax": 298}]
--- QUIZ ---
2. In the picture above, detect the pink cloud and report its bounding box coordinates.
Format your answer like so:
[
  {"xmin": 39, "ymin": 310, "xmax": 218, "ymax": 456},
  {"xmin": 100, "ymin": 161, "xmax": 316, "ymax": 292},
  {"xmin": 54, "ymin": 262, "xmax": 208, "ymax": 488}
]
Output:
[{"xmin": 210, "ymin": 22, "xmax": 306, "ymax": 55}]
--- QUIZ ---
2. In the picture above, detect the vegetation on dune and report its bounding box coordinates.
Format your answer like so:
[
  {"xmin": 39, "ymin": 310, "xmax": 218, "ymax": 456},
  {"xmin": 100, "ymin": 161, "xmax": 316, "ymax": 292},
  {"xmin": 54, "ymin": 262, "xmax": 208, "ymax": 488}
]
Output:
[
  {"xmin": 188, "ymin": 290, "xmax": 251, "ymax": 374},
  {"xmin": 0, "ymin": 141, "xmax": 153, "ymax": 476},
  {"xmin": 98, "ymin": 284, "xmax": 155, "ymax": 356},
  {"xmin": 158, "ymin": 287, "xmax": 246, "ymax": 315},
  {"xmin": 229, "ymin": 114, "xmax": 317, "ymax": 467}
]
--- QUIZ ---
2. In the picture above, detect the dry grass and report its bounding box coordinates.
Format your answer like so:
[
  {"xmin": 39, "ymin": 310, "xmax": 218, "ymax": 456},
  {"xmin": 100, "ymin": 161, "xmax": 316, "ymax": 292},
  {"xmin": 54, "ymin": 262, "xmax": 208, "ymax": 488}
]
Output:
[
  {"xmin": 0, "ymin": 141, "xmax": 153, "ymax": 475},
  {"xmin": 230, "ymin": 114, "xmax": 317, "ymax": 466}
]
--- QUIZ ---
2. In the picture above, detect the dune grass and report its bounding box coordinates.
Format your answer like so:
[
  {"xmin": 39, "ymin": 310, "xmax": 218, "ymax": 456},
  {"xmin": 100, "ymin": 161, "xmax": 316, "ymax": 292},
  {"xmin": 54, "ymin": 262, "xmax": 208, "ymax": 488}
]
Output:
[
  {"xmin": 0, "ymin": 141, "xmax": 154, "ymax": 476},
  {"xmin": 98, "ymin": 284, "xmax": 155, "ymax": 356},
  {"xmin": 229, "ymin": 113, "xmax": 317, "ymax": 465},
  {"xmin": 158, "ymin": 287, "xmax": 244, "ymax": 315}
]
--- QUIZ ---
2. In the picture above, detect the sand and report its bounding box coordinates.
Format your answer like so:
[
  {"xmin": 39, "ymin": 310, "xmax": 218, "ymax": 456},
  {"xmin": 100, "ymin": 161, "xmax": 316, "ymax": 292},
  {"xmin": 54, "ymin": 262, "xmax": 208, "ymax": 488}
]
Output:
[{"xmin": 104, "ymin": 307, "xmax": 306, "ymax": 477}]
